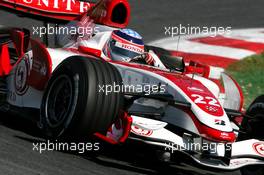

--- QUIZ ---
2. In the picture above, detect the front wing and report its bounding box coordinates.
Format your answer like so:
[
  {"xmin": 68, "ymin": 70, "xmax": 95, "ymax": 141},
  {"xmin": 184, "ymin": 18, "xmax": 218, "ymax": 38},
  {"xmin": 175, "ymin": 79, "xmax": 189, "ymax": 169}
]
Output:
[{"xmin": 129, "ymin": 115, "xmax": 264, "ymax": 171}]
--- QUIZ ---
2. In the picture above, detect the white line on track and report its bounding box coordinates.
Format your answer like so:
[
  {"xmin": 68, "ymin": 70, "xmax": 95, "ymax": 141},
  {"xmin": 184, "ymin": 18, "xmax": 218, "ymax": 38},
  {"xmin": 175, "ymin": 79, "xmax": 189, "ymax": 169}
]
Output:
[{"xmin": 153, "ymin": 39, "xmax": 255, "ymax": 59}]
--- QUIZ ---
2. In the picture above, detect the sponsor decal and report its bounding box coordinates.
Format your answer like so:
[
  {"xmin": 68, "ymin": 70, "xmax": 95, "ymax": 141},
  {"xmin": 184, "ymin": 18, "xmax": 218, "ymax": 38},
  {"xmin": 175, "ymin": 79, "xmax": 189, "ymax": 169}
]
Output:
[
  {"xmin": 131, "ymin": 125, "xmax": 153, "ymax": 136},
  {"xmin": 191, "ymin": 94, "xmax": 223, "ymax": 115},
  {"xmin": 230, "ymin": 159, "xmax": 251, "ymax": 166},
  {"xmin": 2, "ymin": 0, "xmax": 91, "ymax": 13},
  {"xmin": 253, "ymin": 142, "xmax": 264, "ymax": 157},
  {"xmin": 191, "ymin": 94, "xmax": 220, "ymax": 107},
  {"xmin": 220, "ymin": 132, "xmax": 229, "ymax": 137},
  {"xmin": 32, "ymin": 59, "xmax": 47, "ymax": 76},
  {"xmin": 187, "ymin": 87, "xmax": 204, "ymax": 92},
  {"xmin": 115, "ymin": 42, "xmax": 144, "ymax": 54},
  {"xmin": 206, "ymin": 105, "xmax": 219, "ymax": 113},
  {"xmin": 214, "ymin": 119, "xmax": 226, "ymax": 126}
]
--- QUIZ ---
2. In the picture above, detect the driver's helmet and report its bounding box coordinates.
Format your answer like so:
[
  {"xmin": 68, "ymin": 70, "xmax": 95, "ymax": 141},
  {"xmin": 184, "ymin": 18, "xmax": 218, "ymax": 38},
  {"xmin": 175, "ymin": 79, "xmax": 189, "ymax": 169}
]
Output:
[{"xmin": 103, "ymin": 29, "xmax": 144, "ymax": 62}]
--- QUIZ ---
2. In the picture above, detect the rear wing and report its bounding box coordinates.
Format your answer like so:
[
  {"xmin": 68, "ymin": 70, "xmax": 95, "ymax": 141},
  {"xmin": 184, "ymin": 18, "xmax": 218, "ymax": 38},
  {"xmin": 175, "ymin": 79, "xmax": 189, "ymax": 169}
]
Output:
[{"xmin": 0, "ymin": 0, "xmax": 130, "ymax": 28}]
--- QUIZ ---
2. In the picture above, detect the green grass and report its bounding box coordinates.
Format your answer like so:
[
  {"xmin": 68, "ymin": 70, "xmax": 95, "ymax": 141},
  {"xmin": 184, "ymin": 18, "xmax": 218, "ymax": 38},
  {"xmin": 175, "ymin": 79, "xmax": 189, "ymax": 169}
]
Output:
[{"xmin": 226, "ymin": 53, "xmax": 264, "ymax": 108}]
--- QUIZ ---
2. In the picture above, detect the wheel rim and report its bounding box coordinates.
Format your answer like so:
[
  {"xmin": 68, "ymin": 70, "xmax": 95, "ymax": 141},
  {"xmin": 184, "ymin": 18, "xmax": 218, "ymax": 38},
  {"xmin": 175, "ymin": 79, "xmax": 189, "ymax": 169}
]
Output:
[{"xmin": 45, "ymin": 75, "xmax": 73, "ymax": 128}]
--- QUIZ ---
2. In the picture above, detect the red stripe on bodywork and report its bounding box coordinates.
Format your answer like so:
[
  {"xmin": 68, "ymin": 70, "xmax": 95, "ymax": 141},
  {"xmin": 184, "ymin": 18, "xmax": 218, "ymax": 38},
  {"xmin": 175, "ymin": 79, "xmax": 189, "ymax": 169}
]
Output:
[
  {"xmin": 78, "ymin": 46, "xmax": 102, "ymax": 57},
  {"xmin": 0, "ymin": 44, "xmax": 12, "ymax": 76},
  {"xmin": 191, "ymin": 35, "xmax": 264, "ymax": 53},
  {"xmin": 170, "ymin": 51, "xmax": 237, "ymax": 68}
]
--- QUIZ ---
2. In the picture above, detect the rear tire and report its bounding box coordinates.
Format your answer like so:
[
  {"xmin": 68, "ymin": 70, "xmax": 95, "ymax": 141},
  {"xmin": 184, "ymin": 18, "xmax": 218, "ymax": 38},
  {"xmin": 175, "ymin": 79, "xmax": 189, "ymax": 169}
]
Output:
[
  {"xmin": 239, "ymin": 95, "xmax": 264, "ymax": 175},
  {"xmin": 0, "ymin": 77, "xmax": 7, "ymax": 107},
  {"xmin": 40, "ymin": 56, "xmax": 123, "ymax": 140}
]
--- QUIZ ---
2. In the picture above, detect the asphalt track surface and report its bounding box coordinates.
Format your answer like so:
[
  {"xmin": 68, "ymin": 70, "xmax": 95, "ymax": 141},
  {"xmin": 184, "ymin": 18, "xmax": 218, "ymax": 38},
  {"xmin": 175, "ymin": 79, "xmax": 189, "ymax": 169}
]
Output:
[{"xmin": 1, "ymin": 0, "xmax": 264, "ymax": 174}]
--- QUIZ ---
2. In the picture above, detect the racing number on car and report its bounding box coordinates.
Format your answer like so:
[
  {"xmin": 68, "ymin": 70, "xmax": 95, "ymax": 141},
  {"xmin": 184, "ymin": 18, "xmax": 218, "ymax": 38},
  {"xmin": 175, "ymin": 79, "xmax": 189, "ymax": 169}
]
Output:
[{"xmin": 191, "ymin": 94, "xmax": 220, "ymax": 107}]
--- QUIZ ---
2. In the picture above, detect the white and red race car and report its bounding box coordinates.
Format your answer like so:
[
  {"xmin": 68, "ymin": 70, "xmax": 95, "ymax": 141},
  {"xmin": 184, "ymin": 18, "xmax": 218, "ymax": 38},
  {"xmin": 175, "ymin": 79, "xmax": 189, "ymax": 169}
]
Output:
[{"xmin": 0, "ymin": 0, "xmax": 264, "ymax": 174}]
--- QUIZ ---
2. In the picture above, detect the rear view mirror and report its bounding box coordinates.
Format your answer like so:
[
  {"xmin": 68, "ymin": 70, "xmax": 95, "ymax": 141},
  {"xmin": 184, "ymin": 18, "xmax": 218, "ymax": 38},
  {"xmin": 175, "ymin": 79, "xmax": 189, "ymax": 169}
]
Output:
[
  {"xmin": 160, "ymin": 55, "xmax": 185, "ymax": 72},
  {"xmin": 145, "ymin": 45, "xmax": 185, "ymax": 72}
]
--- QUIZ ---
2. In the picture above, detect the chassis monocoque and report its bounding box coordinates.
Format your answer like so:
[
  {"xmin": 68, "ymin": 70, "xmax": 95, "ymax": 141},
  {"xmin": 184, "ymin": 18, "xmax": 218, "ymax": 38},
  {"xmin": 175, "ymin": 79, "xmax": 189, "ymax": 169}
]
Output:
[{"xmin": 0, "ymin": 0, "xmax": 264, "ymax": 174}]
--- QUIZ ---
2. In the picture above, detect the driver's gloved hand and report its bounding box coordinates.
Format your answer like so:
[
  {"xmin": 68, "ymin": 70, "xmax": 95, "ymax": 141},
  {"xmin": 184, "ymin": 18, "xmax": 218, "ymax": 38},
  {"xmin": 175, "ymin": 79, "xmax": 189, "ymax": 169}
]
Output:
[
  {"xmin": 132, "ymin": 52, "xmax": 155, "ymax": 65},
  {"xmin": 145, "ymin": 52, "xmax": 155, "ymax": 65}
]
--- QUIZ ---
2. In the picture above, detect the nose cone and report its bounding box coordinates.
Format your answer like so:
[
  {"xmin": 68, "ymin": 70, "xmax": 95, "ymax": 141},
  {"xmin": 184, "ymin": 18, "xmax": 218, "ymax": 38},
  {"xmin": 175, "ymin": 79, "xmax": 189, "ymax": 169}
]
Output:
[{"xmin": 157, "ymin": 71, "xmax": 234, "ymax": 140}]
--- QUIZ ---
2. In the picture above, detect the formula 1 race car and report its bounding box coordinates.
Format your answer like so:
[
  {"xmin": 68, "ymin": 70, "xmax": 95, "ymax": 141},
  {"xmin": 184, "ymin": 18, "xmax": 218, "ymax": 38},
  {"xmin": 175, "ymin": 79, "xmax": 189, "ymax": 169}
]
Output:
[{"xmin": 0, "ymin": 0, "xmax": 264, "ymax": 175}]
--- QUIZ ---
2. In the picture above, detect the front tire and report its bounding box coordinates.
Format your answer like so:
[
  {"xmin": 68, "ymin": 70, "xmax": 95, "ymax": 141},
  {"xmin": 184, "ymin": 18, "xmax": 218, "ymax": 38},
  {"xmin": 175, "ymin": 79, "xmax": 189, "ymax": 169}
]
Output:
[
  {"xmin": 239, "ymin": 95, "xmax": 264, "ymax": 175},
  {"xmin": 40, "ymin": 56, "xmax": 123, "ymax": 140}
]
